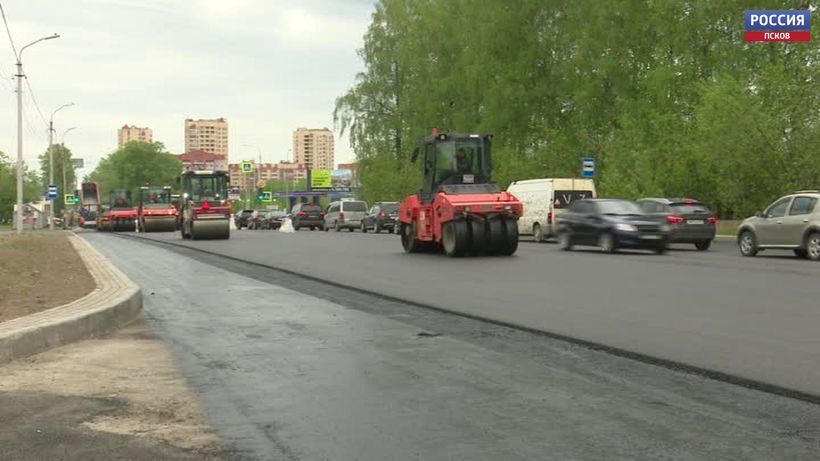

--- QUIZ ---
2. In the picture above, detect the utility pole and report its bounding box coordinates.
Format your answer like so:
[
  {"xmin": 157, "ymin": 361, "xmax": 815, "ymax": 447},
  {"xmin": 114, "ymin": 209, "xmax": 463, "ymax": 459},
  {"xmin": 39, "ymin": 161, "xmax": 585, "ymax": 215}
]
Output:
[
  {"xmin": 13, "ymin": 33, "xmax": 60, "ymax": 234},
  {"xmin": 61, "ymin": 127, "xmax": 76, "ymax": 227}
]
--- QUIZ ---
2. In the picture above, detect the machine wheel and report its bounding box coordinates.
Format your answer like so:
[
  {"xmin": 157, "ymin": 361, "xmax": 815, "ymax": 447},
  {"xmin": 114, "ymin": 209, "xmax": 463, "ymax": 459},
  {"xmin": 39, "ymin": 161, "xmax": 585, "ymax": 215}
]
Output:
[
  {"xmin": 558, "ymin": 230, "xmax": 573, "ymax": 251},
  {"xmin": 499, "ymin": 217, "xmax": 518, "ymax": 256},
  {"xmin": 738, "ymin": 231, "xmax": 758, "ymax": 257},
  {"xmin": 401, "ymin": 221, "xmax": 420, "ymax": 253},
  {"xmin": 442, "ymin": 221, "xmax": 469, "ymax": 257},
  {"xmin": 695, "ymin": 240, "xmax": 711, "ymax": 251},
  {"xmin": 486, "ymin": 218, "xmax": 506, "ymax": 255},
  {"xmin": 598, "ymin": 232, "xmax": 617, "ymax": 253},
  {"xmin": 467, "ymin": 219, "xmax": 486, "ymax": 255},
  {"xmin": 335, "ymin": 221, "xmax": 341, "ymax": 232},
  {"xmin": 374, "ymin": 222, "xmax": 381, "ymax": 233},
  {"xmin": 806, "ymin": 232, "xmax": 820, "ymax": 261},
  {"xmin": 361, "ymin": 221, "xmax": 368, "ymax": 233},
  {"xmin": 533, "ymin": 223, "xmax": 545, "ymax": 243},
  {"xmin": 310, "ymin": 226, "xmax": 315, "ymax": 231}
]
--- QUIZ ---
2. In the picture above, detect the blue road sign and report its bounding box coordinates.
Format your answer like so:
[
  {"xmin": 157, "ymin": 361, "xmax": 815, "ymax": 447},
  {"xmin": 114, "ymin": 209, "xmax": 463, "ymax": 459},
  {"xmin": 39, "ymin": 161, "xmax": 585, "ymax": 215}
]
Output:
[
  {"xmin": 582, "ymin": 157, "xmax": 595, "ymax": 178},
  {"xmin": 47, "ymin": 184, "xmax": 58, "ymax": 200}
]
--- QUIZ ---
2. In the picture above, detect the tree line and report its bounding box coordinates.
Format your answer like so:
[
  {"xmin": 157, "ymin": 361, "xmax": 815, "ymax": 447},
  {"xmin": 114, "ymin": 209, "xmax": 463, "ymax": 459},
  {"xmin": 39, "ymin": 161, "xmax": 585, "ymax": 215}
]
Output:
[{"xmin": 334, "ymin": 0, "xmax": 820, "ymax": 218}]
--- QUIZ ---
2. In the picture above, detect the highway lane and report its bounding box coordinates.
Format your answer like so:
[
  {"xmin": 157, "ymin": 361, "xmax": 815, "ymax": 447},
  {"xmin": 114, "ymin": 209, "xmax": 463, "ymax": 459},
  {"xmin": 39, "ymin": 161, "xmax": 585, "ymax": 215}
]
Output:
[
  {"xmin": 130, "ymin": 229, "xmax": 820, "ymax": 398},
  {"xmin": 81, "ymin": 232, "xmax": 820, "ymax": 460}
]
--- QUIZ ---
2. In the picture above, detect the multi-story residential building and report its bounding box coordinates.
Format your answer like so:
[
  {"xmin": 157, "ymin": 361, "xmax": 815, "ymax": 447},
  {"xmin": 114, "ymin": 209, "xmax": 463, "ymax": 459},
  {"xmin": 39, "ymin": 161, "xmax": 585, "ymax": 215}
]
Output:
[
  {"xmin": 176, "ymin": 150, "xmax": 229, "ymax": 172},
  {"xmin": 292, "ymin": 127, "xmax": 334, "ymax": 170},
  {"xmin": 185, "ymin": 118, "xmax": 229, "ymax": 156},
  {"xmin": 117, "ymin": 125, "xmax": 152, "ymax": 148}
]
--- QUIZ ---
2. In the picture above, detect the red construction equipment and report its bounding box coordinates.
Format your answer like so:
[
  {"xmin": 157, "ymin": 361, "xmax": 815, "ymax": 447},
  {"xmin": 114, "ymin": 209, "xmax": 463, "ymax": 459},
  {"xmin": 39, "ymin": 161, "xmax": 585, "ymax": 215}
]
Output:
[
  {"xmin": 178, "ymin": 170, "xmax": 230, "ymax": 240},
  {"xmin": 137, "ymin": 186, "xmax": 177, "ymax": 232},
  {"xmin": 398, "ymin": 131, "xmax": 523, "ymax": 256},
  {"xmin": 104, "ymin": 189, "xmax": 137, "ymax": 232}
]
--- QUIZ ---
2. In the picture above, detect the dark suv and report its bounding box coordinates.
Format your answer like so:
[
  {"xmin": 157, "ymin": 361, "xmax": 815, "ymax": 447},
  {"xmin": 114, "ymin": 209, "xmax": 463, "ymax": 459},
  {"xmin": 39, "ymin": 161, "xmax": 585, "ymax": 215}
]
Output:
[
  {"xmin": 361, "ymin": 202, "xmax": 400, "ymax": 233},
  {"xmin": 637, "ymin": 198, "xmax": 717, "ymax": 250},
  {"xmin": 291, "ymin": 203, "xmax": 324, "ymax": 230},
  {"xmin": 235, "ymin": 209, "xmax": 254, "ymax": 229}
]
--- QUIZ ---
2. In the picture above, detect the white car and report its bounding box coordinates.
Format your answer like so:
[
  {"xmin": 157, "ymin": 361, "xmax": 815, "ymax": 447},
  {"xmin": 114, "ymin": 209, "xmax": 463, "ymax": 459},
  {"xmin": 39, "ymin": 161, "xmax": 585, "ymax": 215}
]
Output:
[{"xmin": 507, "ymin": 178, "xmax": 596, "ymax": 242}]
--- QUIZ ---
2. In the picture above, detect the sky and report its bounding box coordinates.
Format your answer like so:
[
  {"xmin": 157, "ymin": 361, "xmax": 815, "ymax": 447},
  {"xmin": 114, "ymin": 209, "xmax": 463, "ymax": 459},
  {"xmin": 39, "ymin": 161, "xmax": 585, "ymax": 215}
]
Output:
[{"xmin": 0, "ymin": 0, "xmax": 374, "ymax": 181}]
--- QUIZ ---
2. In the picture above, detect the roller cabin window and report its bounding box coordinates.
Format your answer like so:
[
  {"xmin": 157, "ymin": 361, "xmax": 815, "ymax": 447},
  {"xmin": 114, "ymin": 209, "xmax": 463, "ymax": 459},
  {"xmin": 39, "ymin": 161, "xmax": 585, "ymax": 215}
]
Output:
[
  {"xmin": 434, "ymin": 140, "xmax": 483, "ymax": 184},
  {"xmin": 189, "ymin": 177, "xmax": 227, "ymax": 202}
]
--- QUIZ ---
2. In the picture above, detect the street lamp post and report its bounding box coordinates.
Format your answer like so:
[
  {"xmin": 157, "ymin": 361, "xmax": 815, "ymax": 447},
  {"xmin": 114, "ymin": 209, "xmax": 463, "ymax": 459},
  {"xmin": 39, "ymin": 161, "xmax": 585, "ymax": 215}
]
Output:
[
  {"xmin": 60, "ymin": 127, "xmax": 76, "ymax": 227},
  {"xmin": 48, "ymin": 102, "xmax": 74, "ymax": 230},
  {"xmin": 241, "ymin": 144, "xmax": 262, "ymax": 208},
  {"xmin": 14, "ymin": 33, "xmax": 60, "ymax": 234}
]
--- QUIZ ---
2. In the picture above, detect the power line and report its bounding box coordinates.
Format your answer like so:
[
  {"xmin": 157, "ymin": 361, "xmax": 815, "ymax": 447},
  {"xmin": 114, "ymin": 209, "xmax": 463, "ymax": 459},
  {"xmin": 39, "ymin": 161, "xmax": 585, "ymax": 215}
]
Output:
[
  {"xmin": 24, "ymin": 76, "xmax": 48, "ymax": 126},
  {"xmin": 0, "ymin": 2, "xmax": 18, "ymax": 60}
]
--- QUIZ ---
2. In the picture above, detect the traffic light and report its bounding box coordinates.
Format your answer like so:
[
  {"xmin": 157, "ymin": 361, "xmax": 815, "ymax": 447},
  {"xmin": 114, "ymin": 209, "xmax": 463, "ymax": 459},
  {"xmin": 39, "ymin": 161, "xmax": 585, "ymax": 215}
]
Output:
[{"xmin": 257, "ymin": 188, "xmax": 264, "ymax": 200}]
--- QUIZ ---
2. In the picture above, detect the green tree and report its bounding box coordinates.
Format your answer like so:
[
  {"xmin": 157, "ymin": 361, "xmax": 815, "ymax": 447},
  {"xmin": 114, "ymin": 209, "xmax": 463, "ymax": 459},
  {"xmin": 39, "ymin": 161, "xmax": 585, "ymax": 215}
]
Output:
[
  {"xmin": 0, "ymin": 152, "xmax": 43, "ymax": 224},
  {"xmin": 86, "ymin": 141, "xmax": 183, "ymax": 202},
  {"xmin": 38, "ymin": 144, "xmax": 78, "ymax": 216}
]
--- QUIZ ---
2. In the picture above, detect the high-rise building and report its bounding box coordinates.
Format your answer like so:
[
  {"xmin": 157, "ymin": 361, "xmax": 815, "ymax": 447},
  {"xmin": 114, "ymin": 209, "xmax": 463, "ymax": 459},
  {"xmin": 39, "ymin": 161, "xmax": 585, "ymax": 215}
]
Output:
[
  {"xmin": 185, "ymin": 118, "xmax": 229, "ymax": 156},
  {"xmin": 117, "ymin": 125, "xmax": 152, "ymax": 148},
  {"xmin": 292, "ymin": 127, "xmax": 334, "ymax": 170}
]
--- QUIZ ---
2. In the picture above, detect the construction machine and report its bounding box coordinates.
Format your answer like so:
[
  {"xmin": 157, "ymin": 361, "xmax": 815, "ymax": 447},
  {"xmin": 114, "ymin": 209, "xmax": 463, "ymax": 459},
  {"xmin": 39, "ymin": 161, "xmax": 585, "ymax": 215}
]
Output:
[
  {"xmin": 137, "ymin": 186, "xmax": 177, "ymax": 232},
  {"xmin": 106, "ymin": 189, "xmax": 137, "ymax": 231},
  {"xmin": 398, "ymin": 131, "xmax": 523, "ymax": 256},
  {"xmin": 178, "ymin": 170, "xmax": 230, "ymax": 240}
]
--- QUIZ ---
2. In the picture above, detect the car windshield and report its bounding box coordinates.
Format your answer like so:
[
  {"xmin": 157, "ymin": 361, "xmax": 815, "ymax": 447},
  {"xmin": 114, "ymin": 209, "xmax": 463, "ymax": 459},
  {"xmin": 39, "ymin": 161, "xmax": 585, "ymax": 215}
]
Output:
[
  {"xmin": 343, "ymin": 202, "xmax": 367, "ymax": 212},
  {"xmin": 597, "ymin": 200, "xmax": 644, "ymax": 215}
]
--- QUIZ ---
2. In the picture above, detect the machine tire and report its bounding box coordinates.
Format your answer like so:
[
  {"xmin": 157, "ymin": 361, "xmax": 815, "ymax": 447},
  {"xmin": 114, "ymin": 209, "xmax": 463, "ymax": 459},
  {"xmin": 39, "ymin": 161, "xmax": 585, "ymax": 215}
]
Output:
[
  {"xmin": 361, "ymin": 222, "xmax": 368, "ymax": 233},
  {"xmin": 695, "ymin": 240, "xmax": 711, "ymax": 251},
  {"xmin": 738, "ymin": 231, "xmax": 758, "ymax": 257},
  {"xmin": 442, "ymin": 220, "xmax": 468, "ymax": 257},
  {"xmin": 467, "ymin": 219, "xmax": 486, "ymax": 255},
  {"xmin": 533, "ymin": 223, "xmax": 544, "ymax": 243},
  {"xmin": 499, "ymin": 217, "xmax": 518, "ymax": 256},
  {"xmin": 598, "ymin": 232, "xmax": 617, "ymax": 253},
  {"xmin": 486, "ymin": 218, "xmax": 506, "ymax": 255},
  {"xmin": 401, "ymin": 221, "xmax": 420, "ymax": 253}
]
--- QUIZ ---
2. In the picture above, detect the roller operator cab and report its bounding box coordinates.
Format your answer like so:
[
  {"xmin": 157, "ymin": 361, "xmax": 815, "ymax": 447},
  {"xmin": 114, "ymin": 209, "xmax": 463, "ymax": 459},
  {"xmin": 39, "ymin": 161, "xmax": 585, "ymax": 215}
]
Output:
[
  {"xmin": 399, "ymin": 131, "xmax": 523, "ymax": 257},
  {"xmin": 138, "ymin": 186, "xmax": 177, "ymax": 233},
  {"xmin": 106, "ymin": 189, "xmax": 138, "ymax": 232},
  {"xmin": 179, "ymin": 170, "xmax": 231, "ymax": 240}
]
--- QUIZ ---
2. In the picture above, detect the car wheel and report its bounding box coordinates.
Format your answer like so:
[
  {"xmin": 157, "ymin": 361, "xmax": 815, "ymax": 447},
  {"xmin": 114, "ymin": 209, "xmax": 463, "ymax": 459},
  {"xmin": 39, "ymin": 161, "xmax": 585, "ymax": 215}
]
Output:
[
  {"xmin": 695, "ymin": 240, "xmax": 711, "ymax": 251},
  {"xmin": 598, "ymin": 232, "xmax": 616, "ymax": 253},
  {"xmin": 335, "ymin": 221, "xmax": 341, "ymax": 232},
  {"xmin": 293, "ymin": 224, "xmax": 300, "ymax": 231},
  {"xmin": 361, "ymin": 222, "xmax": 367, "ymax": 233},
  {"xmin": 738, "ymin": 231, "xmax": 758, "ymax": 257},
  {"xmin": 655, "ymin": 242, "xmax": 668, "ymax": 255},
  {"xmin": 806, "ymin": 232, "xmax": 820, "ymax": 261},
  {"xmin": 533, "ymin": 223, "xmax": 544, "ymax": 243},
  {"xmin": 557, "ymin": 230, "xmax": 572, "ymax": 251}
]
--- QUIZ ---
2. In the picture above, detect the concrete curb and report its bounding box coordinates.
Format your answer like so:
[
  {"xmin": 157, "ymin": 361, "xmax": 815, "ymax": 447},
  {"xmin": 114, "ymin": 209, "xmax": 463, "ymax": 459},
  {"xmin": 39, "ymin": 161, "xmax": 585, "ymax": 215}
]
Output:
[{"xmin": 0, "ymin": 234, "xmax": 142, "ymax": 365}]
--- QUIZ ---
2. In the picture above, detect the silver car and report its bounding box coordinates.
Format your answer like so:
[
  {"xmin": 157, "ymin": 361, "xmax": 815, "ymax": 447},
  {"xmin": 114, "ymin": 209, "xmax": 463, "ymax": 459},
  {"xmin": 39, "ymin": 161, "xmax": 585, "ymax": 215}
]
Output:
[
  {"xmin": 737, "ymin": 191, "xmax": 820, "ymax": 260},
  {"xmin": 324, "ymin": 200, "xmax": 368, "ymax": 232}
]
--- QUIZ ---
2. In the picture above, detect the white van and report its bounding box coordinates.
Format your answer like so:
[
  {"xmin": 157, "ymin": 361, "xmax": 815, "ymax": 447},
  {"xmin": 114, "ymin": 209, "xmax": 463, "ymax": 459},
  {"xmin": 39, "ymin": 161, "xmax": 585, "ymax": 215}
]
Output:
[{"xmin": 507, "ymin": 178, "xmax": 596, "ymax": 242}]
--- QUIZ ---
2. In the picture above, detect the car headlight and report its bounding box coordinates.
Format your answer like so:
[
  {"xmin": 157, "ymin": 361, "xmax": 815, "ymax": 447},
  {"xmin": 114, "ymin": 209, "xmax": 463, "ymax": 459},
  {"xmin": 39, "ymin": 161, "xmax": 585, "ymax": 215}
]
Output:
[{"xmin": 615, "ymin": 223, "xmax": 638, "ymax": 232}]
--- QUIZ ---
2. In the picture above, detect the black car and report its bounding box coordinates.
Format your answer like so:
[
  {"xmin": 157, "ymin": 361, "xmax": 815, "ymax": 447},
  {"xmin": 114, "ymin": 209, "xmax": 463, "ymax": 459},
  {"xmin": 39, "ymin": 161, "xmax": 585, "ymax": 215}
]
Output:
[
  {"xmin": 361, "ymin": 202, "xmax": 399, "ymax": 233},
  {"xmin": 556, "ymin": 199, "xmax": 669, "ymax": 254},
  {"xmin": 266, "ymin": 211, "xmax": 287, "ymax": 230},
  {"xmin": 291, "ymin": 203, "xmax": 324, "ymax": 230},
  {"xmin": 235, "ymin": 209, "xmax": 254, "ymax": 229},
  {"xmin": 637, "ymin": 198, "xmax": 717, "ymax": 250}
]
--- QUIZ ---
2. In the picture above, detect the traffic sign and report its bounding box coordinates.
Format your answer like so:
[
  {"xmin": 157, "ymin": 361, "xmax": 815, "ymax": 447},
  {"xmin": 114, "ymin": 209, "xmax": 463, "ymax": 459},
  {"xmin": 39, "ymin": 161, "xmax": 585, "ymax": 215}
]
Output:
[
  {"xmin": 241, "ymin": 161, "xmax": 254, "ymax": 174},
  {"xmin": 259, "ymin": 191, "xmax": 272, "ymax": 203},
  {"xmin": 64, "ymin": 194, "xmax": 78, "ymax": 205},
  {"xmin": 582, "ymin": 157, "xmax": 595, "ymax": 178},
  {"xmin": 71, "ymin": 158, "xmax": 84, "ymax": 169},
  {"xmin": 257, "ymin": 180, "xmax": 266, "ymax": 188},
  {"xmin": 47, "ymin": 184, "xmax": 58, "ymax": 200}
]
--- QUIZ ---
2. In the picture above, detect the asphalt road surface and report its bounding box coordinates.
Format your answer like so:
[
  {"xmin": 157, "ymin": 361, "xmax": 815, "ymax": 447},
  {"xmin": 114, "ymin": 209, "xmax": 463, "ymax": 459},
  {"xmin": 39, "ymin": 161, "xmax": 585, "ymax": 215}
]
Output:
[
  {"xmin": 82, "ymin": 232, "xmax": 820, "ymax": 460},
  {"xmin": 124, "ymin": 228, "xmax": 820, "ymax": 399}
]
